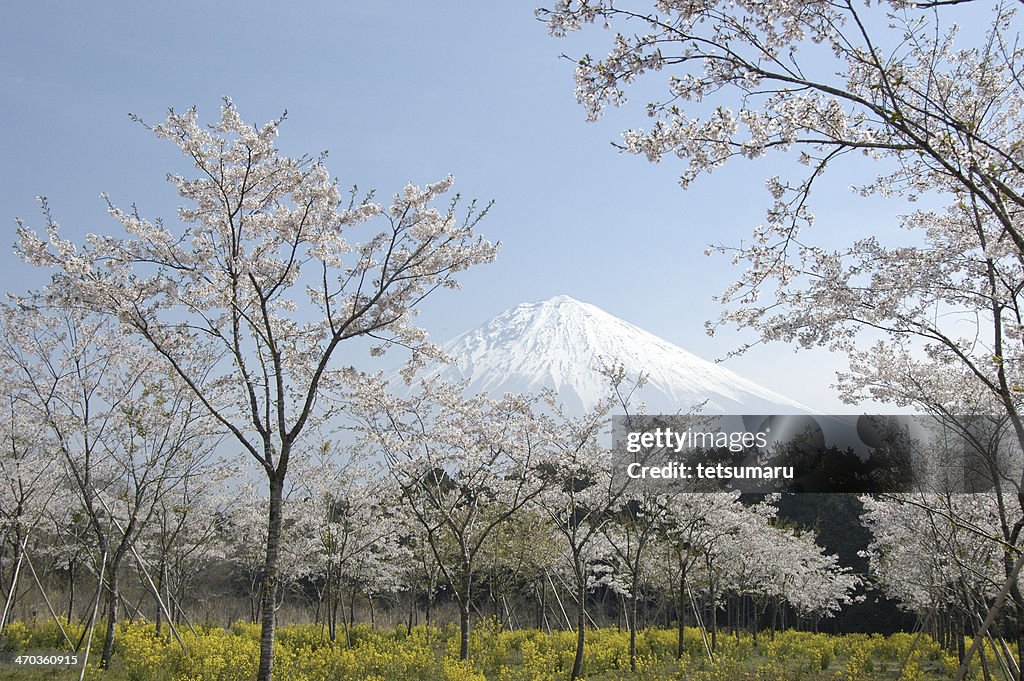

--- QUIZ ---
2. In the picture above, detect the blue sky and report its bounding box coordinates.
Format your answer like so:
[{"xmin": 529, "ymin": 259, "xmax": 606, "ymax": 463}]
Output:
[{"xmin": 0, "ymin": 2, "xmax": 925, "ymax": 412}]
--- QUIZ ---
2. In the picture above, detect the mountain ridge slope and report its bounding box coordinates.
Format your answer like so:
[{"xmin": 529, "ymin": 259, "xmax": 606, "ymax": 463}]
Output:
[{"xmin": 407, "ymin": 295, "xmax": 813, "ymax": 414}]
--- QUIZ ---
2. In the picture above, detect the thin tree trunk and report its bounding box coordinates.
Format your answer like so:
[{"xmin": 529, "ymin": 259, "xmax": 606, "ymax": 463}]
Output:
[
  {"xmin": 425, "ymin": 588, "xmax": 432, "ymax": 630},
  {"xmin": 67, "ymin": 559, "xmax": 76, "ymax": 623},
  {"xmin": 753, "ymin": 599, "xmax": 762, "ymax": 647},
  {"xmin": 676, "ymin": 601, "xmax": 686, "ymax": 659},
  {"xmin": 459, "ymin": 598, "xmax": 471, "ymax": 661},
  {"xmin": 329, "ymin": 587, "xmax": 338, "ymax": 642},
  {"xmin": 249, "ymin": 571, "xmax": 260, "ymax": 624},
  {"xmin": 708, "ymin": 583, "xmax": 718, "ymax": 651},
  {"xmin": 676, "ymin": 567, "xmax": 687, "ymax": 659},
  {"xmin": 256, "ymin": 472, "xmax": 285, "ymax": 681},
  {"xmin": 156, "ymin": 562, "xmax": 165, "ymax": 636},
  {"xmin": 537, "ymin": 581, "xmax": 545, "ymax": 630},
  {"xmin": 344, "ymin": 584, "xmax": 356, "ymax": 648},
  {"xmin": 570, "ymin": 572, "xmax": 586, "ymax": 681},
  {"xmin": 629, "ymin": 592, "xmax": 638, "ymax": 673},
  {"xmin": 99, "ymin": 556, "xmax": 121, "ymax": 669},
  {"xmin": 711, "ymin": 602, "xmax": 717, "ymax": 650},
  {"xmin": 458, "ymin": 563, "xmax": 473, "ymax": 661},
  {"xmin": 957, "ymin": 614, "xmax": 965, "ymax": 663}
]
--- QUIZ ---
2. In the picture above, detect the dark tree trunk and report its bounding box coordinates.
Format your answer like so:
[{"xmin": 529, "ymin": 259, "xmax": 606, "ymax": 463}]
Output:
[
  {"xmin": 325, "ymin": 561, "xmax": 336, "ymax": 642},
  {"xmin": 710, "ymin": 600, "xmax": 717, "ymax": 651},
  {"xmin": 537, "ymin": 581, "xmax": 546, "ymax": 631},
  {"xmin": 99, "ymin": 558, "xmax": 120, "ymax": 669},
  {"xmin": 345, "ymin": 584, "xmax": 357, "ymax": 647},
  {"xmin": 459, "ymin": 599, "xmax": 471, "ymax": 661},
  {"xmin": 571, "ymin": 573, "xmax": 586, "ymax": 681},
  {"xmin": 956, "ymin": 615, "xmax": 965, "ymax": 663},
  {"xmin": 66, "ymin": 559, "xmax": 76, "ymax": 623},
  {"xmin": 676, "ymin": 567, "xmax": 687, "ymax": 659},
  {"xmin": 707, "ymin": 581, "xmax": 718, "ymax": 652},
  {"xmin": 156, "ymin": 562, "xmax": 166, "ymax": 636},
  {"xmin": 329, "ymin": 587, "xmax": 338, "ymax": 642},
  {"xmin": 458, "ymin": 565, "xmax": 472, "ymax": 661},
  {"xmin": 753, "ymin": 599, "xmax": 764, "ymax": 647},
  {"xmin": 256, "ymin": 471, "xmax": 285, "ymax": 681},
  {"xmin": 629, "ymin": 592, "xmax": 638, "ymax": 672},
  {"xmin": 249, "ymin": 569, "xmax": 260, "ymax": 624}
]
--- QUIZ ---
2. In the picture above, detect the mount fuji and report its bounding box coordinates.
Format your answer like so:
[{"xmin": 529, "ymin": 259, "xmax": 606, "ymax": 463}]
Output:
[{"xmin": 406, "ymin": 295, "xmax": 812, "ymax": 415}]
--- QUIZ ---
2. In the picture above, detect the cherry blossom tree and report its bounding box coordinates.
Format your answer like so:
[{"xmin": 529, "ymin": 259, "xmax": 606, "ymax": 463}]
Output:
[
  {"xmin": 650, "ymin": 491, "xmax": 758, "ymax": 657},
  {"xmin": 641, "ymin": 491, "xmax": 857, "ymax": 653},
  {"xmin": 137, "ymin": 452, "xmax": 235, "ymax": 634},
  {"xmin": 0, "ymin": 331, "xmax": 59, "ymax": 633},
  {"xmin": 39, "ymin": 491, "xmax": 92, "ymax": 624},
  {"xmin": 353, "ymin": 377, "xmax": 549, "ymax": 661},
  {"xmin": 538, "ymin": 407, "xmax": 619, "ymax": 680},
  {"xmin": 291, "ymin": 448, "xmax": 406, "ymax": 643},
  {"xmin": 537, "ymin": 0, "xmax": 1024, "ymax": 436},
  {"xmin": 332, "ymin": 513, "xmax": 408, "ymax": 634},
  {"xmin": 221, "ymin": 481, "xmax": 324, "ymax": 625},
  {"xmin": 0, "ymin": 306, "xmax": 214, "ymax": 667},
  {"xmin": 861, "ymin": 492, "xmax": 1017, "ymax": 661},
  {"xmin": 475, "ymin": 505, "xmax": 562, "ymax": 631},
  {"xmin": 597, "ymin": 496, "xmax": 668, "ymax": 672},
  {"xmin": 721, "ymin": 512, "xmax": 859, "ymax": 638},
  {"xmin": 540, "ymin": 2, "xmax": 1024, "ymax": 671},
  {"xmin": 15, "ymin": 100, "xmax": 496, "ymax": 680},
  {"xmin": 533, "ymin": 368, "xmax": 648, "ymax": 681},
  {"xmin": 397, "ymin": 514, "xmax": 446, "ymax": 630}
]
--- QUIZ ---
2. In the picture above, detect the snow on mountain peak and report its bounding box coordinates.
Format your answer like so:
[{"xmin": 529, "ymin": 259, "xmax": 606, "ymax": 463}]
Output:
[{"xmin": 411, "ymin": 296, "xmax": 813, "ymax": 414}]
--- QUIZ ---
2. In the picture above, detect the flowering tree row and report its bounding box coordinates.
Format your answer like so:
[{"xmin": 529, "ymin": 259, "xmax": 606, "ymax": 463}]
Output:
[{"xmin": 0, "ymin": 324, "xmax": 859, "ymax": 680}]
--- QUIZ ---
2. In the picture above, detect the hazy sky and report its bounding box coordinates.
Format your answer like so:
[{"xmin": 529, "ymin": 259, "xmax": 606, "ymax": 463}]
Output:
[{"xmin": 0, "ymin": 2, "xmax": 938, "ymax": 412}]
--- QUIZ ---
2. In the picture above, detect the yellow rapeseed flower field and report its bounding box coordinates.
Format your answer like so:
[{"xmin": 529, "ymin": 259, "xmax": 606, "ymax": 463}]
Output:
[{"xmin": 0, "ymin": 618, "xmax": 981, "ymax": 680}]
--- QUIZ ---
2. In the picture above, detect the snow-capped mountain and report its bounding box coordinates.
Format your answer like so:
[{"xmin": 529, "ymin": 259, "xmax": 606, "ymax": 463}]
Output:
[{"xmin": 406, "ymin": 295, "xmax": 812, "ymax": 414}]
